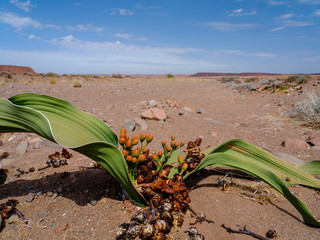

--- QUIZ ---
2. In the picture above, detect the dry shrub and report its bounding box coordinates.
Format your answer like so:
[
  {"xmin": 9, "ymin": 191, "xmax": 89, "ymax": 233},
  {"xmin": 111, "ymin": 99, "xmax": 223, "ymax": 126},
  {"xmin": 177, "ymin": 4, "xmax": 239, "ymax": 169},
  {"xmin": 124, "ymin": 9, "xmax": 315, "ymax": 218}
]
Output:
[
  {"xmin": 73, "ymin": 81, "xmax": 82, "ymax": 87},
  {"xmin": 231, "ymin": 83, "xmax": 254, "ymax": 91},
  {"xmin": 284, "ymin": 75, "xmax": 312, "ymax": 85},
  {"xmin": 50, "ymin": 78, "xmax": 57, "ymax": 84},
  {"xmin": 292, "ymin": 91, "xmax": 320, "ymax": 127}
]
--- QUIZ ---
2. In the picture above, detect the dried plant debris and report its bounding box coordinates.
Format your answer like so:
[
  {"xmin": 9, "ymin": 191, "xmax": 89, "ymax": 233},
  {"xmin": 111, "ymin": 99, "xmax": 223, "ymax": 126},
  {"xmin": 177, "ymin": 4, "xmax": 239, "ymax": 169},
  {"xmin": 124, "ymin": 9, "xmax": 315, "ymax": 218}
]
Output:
[
  {"xmin": 221, "ymin": 224, "xmax": 269, "ymax": 240},
  {"xmin": 38, "ymin": 148, "xmax": 72, "ymax": 171},
  {"xmin": 185, "ymin": 227, "xmax": 205, "ymax": 240},
  {"xmin": 0, "ymin": 199, "xmax": 28, "ymax": 224},
  {"xmin": 116, "ymin": 206, "xmax": 184, "ymax": 240}
]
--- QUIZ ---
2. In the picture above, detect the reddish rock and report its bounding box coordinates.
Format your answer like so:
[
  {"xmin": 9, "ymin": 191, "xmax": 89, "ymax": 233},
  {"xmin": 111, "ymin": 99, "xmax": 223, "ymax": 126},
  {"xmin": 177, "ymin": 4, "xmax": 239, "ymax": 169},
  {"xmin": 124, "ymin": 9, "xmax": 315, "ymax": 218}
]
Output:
[
  {"xmin": 306, "ymin": 132, "xmax": 320, "ymax": 147},
  {"xmin": 281, "ymin": 139, "xmax": 309, "ymax": 149},
  {"xmin": 54, "ymin": 223, "xmax": 68, "ymax": 234},
  {"xmin": 0, "ymin": 65, "xmax": 37, "ymax": 75},
  {"xmin": 141, "ymin": 108, "xmax": 167, "ymax": 121}
]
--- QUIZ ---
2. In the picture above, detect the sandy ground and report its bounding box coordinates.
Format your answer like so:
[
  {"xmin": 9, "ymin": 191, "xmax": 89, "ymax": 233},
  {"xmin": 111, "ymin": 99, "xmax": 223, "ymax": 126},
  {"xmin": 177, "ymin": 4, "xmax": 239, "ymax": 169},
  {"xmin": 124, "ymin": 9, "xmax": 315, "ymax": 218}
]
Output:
[{"xmin": 0, "ymin": 75, "xmax": 320, "ymax": 240}]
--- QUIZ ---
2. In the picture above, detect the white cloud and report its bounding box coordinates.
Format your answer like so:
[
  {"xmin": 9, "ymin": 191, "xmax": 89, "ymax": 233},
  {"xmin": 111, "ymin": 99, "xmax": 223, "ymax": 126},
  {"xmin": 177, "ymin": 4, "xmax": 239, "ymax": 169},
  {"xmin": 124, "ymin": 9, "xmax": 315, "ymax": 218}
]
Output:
[
  {"xmin": 28, "ymin": 34, "xmax": 40, "ymax": 40},
  {"xmin": 73, "ymin": 3, "xmax": 81, "ymax": 6},
  {"xmin": 275, "ymin": 13, "xmax": 295, "ymax": 19},
  {"xmin": 204, "ymin": 21, "xmax": 258, "ymax": 31},
  {"xmin": 281, "ymin": 20, "xmax": 312, "ymax": 27},
  {"xmin": 215, "ymin": 49, "xmax": 276, "ymax": 58},
  {"xmin": 67, "ymin": 24, "xmax": 104, "ymax": 32},
  {"xmin": 115, "ymin": 33, "xmax": 148, "ymax": 41},
  {"xmin": 115, "ymin": 33, "xmax": 132, "ymax": 39},
  {"xmin": 267, "ymin": 0, "xmax": 288, "ymax": 6},
  {"xmin": 110, "ymin": 8, "xmax": 134, "ymax": 16},
  {"xmin": 228, "ymin": 8, "xmax": 257, "ymax": 16},
  {"xmin": 10, "ymin": 0, "xmax": 36, "ymax": 12},
  {"xmin": 270, "ymin": 26, "xmax": 286, "ymax": 31},
  {"xmin": 298, "ymin": 0, "xmax": 320, "ymax": 5},
  {"xmin": 0, "ymin": 12, "xmax": 41, "ymax": 28},
  {"xmin": 312, "ymin": 9, "xmax": 320, "ymax": 16}
]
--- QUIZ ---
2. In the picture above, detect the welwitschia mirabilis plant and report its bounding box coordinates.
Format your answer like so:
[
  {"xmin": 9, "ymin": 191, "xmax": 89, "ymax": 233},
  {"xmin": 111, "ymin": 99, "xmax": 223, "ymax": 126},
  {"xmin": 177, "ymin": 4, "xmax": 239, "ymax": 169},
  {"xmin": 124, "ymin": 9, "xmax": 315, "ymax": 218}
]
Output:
[{"xmin": 0, "ymin": 93, "xmax": 319, "ymax": 226}]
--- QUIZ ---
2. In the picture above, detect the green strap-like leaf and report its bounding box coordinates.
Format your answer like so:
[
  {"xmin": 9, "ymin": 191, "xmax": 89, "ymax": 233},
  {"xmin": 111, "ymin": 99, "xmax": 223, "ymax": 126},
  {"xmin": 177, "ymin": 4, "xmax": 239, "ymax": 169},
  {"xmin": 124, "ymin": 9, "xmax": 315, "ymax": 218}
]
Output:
[
  {"xmin": 0, "ymin": 93, "xmax": 147, "ymax": 206},
  {"xmin": 183, "ymin": 139, "xmax": 320, "ymax": 227}
]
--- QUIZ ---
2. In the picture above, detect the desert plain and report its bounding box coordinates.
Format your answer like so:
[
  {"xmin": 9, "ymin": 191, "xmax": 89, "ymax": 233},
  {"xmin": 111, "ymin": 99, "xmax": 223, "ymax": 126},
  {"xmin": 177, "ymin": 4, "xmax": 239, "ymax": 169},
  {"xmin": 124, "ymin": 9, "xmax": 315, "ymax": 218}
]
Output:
[{"xmin": 0, "ymin": 70, "xmax": 320, "ymax": 240}]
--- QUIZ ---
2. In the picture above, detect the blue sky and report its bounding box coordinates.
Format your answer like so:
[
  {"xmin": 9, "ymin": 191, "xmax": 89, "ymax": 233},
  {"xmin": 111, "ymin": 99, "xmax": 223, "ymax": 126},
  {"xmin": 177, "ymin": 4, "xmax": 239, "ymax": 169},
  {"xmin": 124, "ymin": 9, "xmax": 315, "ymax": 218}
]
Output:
[{"xmin": 0, "ymin": 0, "xmax": 320, "ymax": 74}]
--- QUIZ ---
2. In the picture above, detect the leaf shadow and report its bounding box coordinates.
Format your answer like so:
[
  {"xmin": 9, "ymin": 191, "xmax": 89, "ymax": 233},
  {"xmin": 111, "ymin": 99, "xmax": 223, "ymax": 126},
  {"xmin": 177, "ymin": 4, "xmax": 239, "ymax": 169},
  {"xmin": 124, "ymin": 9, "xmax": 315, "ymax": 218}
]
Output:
[{"xmin": 0, "ymin": 168, "xmax": 123, "ymax": 206}]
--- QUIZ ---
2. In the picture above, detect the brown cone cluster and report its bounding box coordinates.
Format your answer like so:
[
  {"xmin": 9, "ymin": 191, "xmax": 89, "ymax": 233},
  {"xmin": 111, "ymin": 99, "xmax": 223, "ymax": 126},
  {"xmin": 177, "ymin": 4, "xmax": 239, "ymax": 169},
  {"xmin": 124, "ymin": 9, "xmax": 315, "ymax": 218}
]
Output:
[{"xmin": 117, "ymin": 132, "xmax": 207, "ymax": 239}]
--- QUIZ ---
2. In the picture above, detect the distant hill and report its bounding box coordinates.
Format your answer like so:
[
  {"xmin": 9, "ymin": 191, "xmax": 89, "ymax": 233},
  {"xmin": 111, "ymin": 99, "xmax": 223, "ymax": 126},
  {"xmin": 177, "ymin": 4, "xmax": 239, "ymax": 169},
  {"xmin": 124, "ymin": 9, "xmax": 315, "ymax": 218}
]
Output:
[
  {"xmin": 190, "ymin": 72, "xmax": 281, "ymax": 77},
  {"xmin": 0, "ymin": 65, "xmax": 37, "ymax": 75},
  {"xmin": 190, "ymin": 72, "xmax": 320, "ymax": 77}
]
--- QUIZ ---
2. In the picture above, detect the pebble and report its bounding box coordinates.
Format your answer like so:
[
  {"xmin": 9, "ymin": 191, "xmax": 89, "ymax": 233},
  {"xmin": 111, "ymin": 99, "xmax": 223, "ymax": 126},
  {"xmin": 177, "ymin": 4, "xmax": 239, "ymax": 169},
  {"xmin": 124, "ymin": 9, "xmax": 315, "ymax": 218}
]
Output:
[
  {"xmin": 0, "ymin": 152, "xmax": 9, "ymax": 159},
  {"xmin": 89, "ymin": 198, "xmax": 98, "ymax": 206},
  {"xmin": 29, "ymin": 167, "xmax": 35, "ymax": 172},
  {"xmin": 25, "ymin": 192, "xmax": 36, "ymax": 202},
  {"xmin": 148, "ymin": 99, "xmax": 158, "ymax": 107},
  {"xmin": 178, "ymin": 110, "xmax": 186, "ymax": 116},
  {"xmin": 15, "ymin": 141, "xmax": 29, "ymax": 155},
  {"xmin": 38, "ymin": 211, "xmax": 47, "ymax": 218},
  {"xmin": 123, "ymin": 119, "xmax": 135, "ymax": 132},
  {"xmin": 8, "ymin": 214, "xmax": 19, "ymax": 224},
  {"xmin": 306, "ymin": 132, "xmax": 320, "ymax": 147},
  {"xmin": 196, "ymin": 108, "xmax": 204, "ymax": 114},
  {"xmin": 54, "ymin": 223, "xmax": 68, "ymax": 234},
  {"xmin": 141, "ymin": 108, "xmax": 167, "ymax": 121},
  {"xmin": 133, "ymin": 118, "xmax": 148, "ymax": 131},
  {"xmin": 47, "ymin": 191, "xmax": 54, "ymax": 197},
  {"xmin": 34, "ymin": 140, "xmax": 43, "ymax": 149}
]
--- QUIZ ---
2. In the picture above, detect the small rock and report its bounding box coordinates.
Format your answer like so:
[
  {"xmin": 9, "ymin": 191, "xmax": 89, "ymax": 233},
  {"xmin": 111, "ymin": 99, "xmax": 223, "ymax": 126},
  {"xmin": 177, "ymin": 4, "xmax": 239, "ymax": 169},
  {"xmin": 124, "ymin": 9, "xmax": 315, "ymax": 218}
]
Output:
[
  {"xmin": 133, "ymin": 118, "xmax": 148, "ymax": 131},
  {"xmin": 8, "ymin": 214, "xmax": 19, "ymax": 224},
  {"xmin": 169, "ymin": 101, "xmax": 181, "ymax": 108},
  {"xmin": 15, "ymin": 141, "xmax": 29, "ymax": 155},
  {"xmin": 148, "ymin": 99, "xmax": 158, "ymax": 107},
  {"xmin": 306, "ymin": 132, "xmax": 320, "ymax": 147},
  {"xmin": 211, "ymin": 132, "xmax": 217, "ymax": 137},
  {"xmin": 34, "ymin": 140, "xmax": 43, "ymax": 149},
  {"xmin": 54, "ymin": 223, "xmax": 68, "ymax": 234},
  {"xmin": 239, "ymin": 122, "xmax": 250, "ymax": 127},
  {"xmin": 196, "ymin": 108, "xmax": 204, "ymax": 114},
  {"xmin": 141, "ymin": 108, "xmax": 167, "ymax": 121},
  {"xmin": 295, "ymin": 85, "xmax": 302, "ymax": 90},
  {"xmin": 47, "ymin": 191, "xmax": 54, "ymax": 197},
  {"xmin": 89, "ymin": 197, "xmax": 98, "ymax": 206},
  {"xmin": 25, "ymin": 192, "xmax": 36, "ymax": 202},
  {"xmin": 123, "ymin": 119, "xmax": 135, "ymax": 132},
  {"xmin": 178, "ymin": 110, "xmax": 186, "ymax": 116},
  {"xmin": 266, "ymin": 229, "xmax": 278, "ymax": 238},
  {"xmin": 29, "ymin": 167, "xmax": 35, "ymax": 172},
  {"xmin": 0, "ymin": 140, "xmax": 3, "ymax": 146},
  {"xmin": 38, "ymin": 211, "xmax": 47, "ymax": 218},
  {"xmin": 281, "ymin": 139, "xmax": 309, "ymax": 149},
  {"xmin": 273, "ymin": 152, "xmax": 304, "ymax": 165},
  {"xmin": 0, "ymin": 152, "xmax": 9, "ymax": 159}
]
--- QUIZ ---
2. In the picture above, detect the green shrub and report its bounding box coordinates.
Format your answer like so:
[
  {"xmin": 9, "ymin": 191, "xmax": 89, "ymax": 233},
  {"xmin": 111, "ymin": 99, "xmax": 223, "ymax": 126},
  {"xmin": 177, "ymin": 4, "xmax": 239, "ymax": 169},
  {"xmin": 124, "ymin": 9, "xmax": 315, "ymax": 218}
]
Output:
[
  {"xmin": 166, "ymin": 74, "xmax": 174, "ymax": 78},
  {"xmin": 0, "ymin": 71, "xmax": 13, "ymax": 79},
  {"xmin": 112, "ymin": 73, "xmax": 123, "ymax": 78},
  {"xmin": 245, "ymin": 77, "xmax": 259, "ymax": 83},
  {"xmin": 219, "ymin": 76, "xmax": 239, "ymax": 83},
  {"xmin": 45, "ymin": 72, "xmax": 60, "ymax": 77}
]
